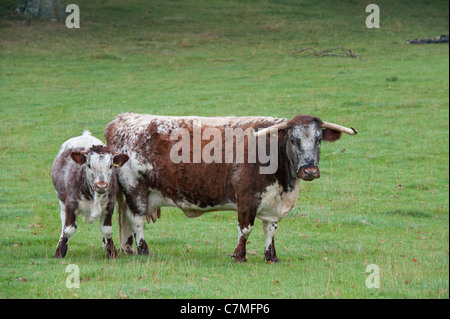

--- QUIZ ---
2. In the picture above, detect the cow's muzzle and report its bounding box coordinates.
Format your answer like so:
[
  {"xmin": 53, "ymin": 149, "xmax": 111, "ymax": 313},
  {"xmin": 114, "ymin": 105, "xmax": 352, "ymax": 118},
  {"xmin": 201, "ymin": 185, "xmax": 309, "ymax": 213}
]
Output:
[
  {"xmin": 93, "ymin": 182, "xmax": 109, "ymax": 194},
  {"xmin": 297, "ymin": 166, "xmax": 320, "ymax": 181}
]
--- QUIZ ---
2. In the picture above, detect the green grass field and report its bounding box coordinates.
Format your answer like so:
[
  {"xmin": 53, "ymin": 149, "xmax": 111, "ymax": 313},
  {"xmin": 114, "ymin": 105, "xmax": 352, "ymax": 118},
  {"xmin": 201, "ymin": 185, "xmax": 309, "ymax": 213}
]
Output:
[{"xmin": 0, "ymin": 0, "xmax": 448, "ymax": 299}]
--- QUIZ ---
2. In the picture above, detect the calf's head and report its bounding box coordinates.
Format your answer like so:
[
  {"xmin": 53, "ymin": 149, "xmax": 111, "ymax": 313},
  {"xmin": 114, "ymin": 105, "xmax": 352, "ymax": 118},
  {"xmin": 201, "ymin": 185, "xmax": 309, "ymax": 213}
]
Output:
[
  {"xmin": 254, "ymin": 115, "xmax": 357, "ymax": 181},
  {"xmin": 70, "ymin": 145, "xmax": 129, "ymax": 194}
]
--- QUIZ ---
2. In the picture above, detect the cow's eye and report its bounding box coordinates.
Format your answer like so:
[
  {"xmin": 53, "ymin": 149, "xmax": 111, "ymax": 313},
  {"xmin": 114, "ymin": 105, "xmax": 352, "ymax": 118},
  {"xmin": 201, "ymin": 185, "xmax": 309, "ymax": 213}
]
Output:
[
  {"xmin": 87, "ymin": 164, "xmax": 92, "ymax": 169},
  {"xmin": 290, "ymin": 138, "xmax": 296, "ymax": 145},
  {"xmin": 109, "ymin": 165, "xmax": 113, "ymax": 169}
]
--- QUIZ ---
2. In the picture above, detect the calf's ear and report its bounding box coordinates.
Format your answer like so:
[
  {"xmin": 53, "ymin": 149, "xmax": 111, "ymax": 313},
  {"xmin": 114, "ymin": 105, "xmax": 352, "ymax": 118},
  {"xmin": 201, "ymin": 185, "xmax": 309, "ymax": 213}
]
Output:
[
  {"xmin": 70, "ymin": 151, "xmax": 87, "ymax": 165},
  {"xmin": 113, "ymin": 153, "xmax": 129, "ymax": 167},
  {"xmin": 322, "ymin": 129, "xmax": 342, "ymax": 142}
]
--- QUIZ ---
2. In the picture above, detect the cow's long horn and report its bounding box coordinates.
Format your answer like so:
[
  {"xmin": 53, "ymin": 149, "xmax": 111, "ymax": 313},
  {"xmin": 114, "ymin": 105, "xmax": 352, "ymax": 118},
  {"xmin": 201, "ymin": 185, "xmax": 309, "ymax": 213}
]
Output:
[
  {"xmin": 322, "ymin": 122, "xmax": 358, "ymax": 135},
  {"xmin": 252, "ymin": 122, "xmax": 290, "ymax": 137}
]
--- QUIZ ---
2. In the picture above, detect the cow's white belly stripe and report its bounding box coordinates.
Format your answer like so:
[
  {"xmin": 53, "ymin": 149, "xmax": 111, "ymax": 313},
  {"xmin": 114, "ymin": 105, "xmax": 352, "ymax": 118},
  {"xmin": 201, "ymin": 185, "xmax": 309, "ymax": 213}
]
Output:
[{"xmin": 256, "ymin": 180, "xmax": 301, "ymax": 223}]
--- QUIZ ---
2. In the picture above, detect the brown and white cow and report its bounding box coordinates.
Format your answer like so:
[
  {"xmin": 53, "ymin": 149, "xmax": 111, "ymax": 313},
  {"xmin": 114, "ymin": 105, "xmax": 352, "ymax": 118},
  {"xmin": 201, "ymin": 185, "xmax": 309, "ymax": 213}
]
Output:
[
  {"xmin": 104, "ymin": 112, "xmax": 357, "ymax": 262},
  {"xmin": 52, "ymin": 131, "xmax": 129, "ymax": 259}
]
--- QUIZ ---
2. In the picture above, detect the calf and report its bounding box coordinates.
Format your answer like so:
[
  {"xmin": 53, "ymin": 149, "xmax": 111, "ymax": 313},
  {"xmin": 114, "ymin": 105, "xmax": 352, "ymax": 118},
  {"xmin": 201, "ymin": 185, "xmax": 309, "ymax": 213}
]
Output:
[{"xmin": 52, "ymin": 131, "xmax": 129, "ymax": 258}]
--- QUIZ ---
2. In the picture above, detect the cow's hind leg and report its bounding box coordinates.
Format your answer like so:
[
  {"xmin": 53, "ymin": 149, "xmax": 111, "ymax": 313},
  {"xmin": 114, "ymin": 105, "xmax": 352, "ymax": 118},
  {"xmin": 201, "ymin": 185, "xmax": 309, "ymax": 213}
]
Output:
[
  {"xmin": 54, "ymin": 201, "xmax": 77, "ymax": 258},
  {"xmin": 262, "ymin": 220, "xmax": 279, "ymax": 263},
  {"xmin": 120, "ymin": 189, "xmax": 150, "ymax": 255},
  {"xmin": 126, "ymin": 206, "xmax": 150, "ymax": 255}
]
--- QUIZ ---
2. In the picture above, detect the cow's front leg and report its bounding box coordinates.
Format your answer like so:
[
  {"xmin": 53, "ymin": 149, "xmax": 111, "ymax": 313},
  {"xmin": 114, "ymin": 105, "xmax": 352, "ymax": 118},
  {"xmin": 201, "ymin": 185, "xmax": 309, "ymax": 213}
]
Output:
[
  {"xmin": 100, "ymin": 203, "xmax": 117, "ymax": 259},
  {"xmin": 262, "ymin": 220, "xmax": 279, "ymax": 263},
  {"xmin": 126, "ymin": 207, "xmax": 150, "ymax": 255},
  {"xmin": 232, "ymin": 208, "xmax": 256, "ymax": 263},
  {"xmin": 233, "ymin": 223, "xmax": 254, "ymax": 263},
  {"xmin": 54, "ymin": 201, "xmax": 77, "ymax": 258}
]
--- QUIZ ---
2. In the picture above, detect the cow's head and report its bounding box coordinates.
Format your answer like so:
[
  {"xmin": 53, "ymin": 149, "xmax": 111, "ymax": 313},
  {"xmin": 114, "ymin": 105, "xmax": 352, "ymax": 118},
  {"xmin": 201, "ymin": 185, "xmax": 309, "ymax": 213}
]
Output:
[
  {"xmin": 70, "ymin": 145, "xmax": 129, "ymax": 194},
  {"xmin": 254, "ymin": 115, "xmax": 357, "ymax": 181}
]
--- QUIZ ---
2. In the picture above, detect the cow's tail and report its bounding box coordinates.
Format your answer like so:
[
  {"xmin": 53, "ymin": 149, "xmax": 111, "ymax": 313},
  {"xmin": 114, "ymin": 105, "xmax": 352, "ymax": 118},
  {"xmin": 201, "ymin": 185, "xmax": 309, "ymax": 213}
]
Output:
[
  {"xmin": 116, "ymin": 186, "xmax": 135, "ymax": 254},
  {"xmin": 116, "ymin": 187, "xmax": 125, "ymax": 250}
]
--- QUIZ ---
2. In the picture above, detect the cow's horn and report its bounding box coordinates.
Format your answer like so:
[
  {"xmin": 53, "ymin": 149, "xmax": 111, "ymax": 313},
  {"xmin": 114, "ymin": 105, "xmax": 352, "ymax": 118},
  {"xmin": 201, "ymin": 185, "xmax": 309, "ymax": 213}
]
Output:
[
  {"xmin": 252, "ymin": 122, "xmax": 290, "ymax": 137},
  {"xmin": 322, "ymin": 122, "xmax": 358, "ymax": 135}
]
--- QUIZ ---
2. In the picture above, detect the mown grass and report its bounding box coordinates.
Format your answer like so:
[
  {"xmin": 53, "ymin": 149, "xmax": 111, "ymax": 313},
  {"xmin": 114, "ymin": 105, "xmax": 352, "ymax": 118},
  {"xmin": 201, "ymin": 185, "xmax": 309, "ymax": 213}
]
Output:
[{"xmin": 0, "ymin": 0, "xmax": 448, "ymax": 299}]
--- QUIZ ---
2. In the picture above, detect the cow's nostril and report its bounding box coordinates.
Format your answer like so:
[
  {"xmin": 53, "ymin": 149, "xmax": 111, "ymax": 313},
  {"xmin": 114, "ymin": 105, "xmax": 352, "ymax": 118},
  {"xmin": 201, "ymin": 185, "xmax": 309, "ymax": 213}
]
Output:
[{"xmin": 298, "ymin": 166, "xmax": 320, "ymax": 181}]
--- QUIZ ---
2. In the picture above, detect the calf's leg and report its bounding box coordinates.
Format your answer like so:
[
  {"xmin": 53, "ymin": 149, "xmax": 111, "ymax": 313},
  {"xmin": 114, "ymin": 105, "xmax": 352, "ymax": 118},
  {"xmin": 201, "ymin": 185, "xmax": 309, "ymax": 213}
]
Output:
[
  {"xmin": 54, "ymin": 201, "xmax": 77, "ymax": 258},
  {"xmin": 100, "ymin": 202, "xmax": 117, "ymax": 259}
]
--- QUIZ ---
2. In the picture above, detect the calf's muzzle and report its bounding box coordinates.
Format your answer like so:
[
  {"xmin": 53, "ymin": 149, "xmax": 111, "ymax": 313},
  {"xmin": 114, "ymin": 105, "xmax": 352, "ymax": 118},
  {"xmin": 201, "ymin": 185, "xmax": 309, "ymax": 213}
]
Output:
[{"xmin": 93, "ymin": 182, "xmax": 109, "ymax": 194}]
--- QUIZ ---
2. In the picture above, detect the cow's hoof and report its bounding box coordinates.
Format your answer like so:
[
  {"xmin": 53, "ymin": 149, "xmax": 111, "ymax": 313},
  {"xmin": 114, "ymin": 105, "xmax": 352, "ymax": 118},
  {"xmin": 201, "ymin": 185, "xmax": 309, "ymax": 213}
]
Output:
[
  {"xmin": 137, "ymin": 247, "xmax": 151, "ymax": 255},
  {"xmin": 121, "ymin": 236, "xmax": 136, "ymax": 255},
  {"xmin": 136, "ymin": 239, "xmax": 151, "ymax": 255},
  {"xmin": 106, "ymin": 245, "xmax": 118, "ymax": 259},
  {"xmin": 120, "ymin": 247, "xmax": 136, "ymax": 256}
]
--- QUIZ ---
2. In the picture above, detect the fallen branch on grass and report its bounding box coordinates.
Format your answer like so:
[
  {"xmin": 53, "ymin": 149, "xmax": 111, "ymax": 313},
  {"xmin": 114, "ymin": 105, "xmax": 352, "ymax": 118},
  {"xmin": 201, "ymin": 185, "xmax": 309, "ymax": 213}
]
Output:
[
  {"xmin": 407, "ymin": 35, "xmax": 449, "ymax": 44},
  {"xmin": 291, "ymin": 46, "xmax": 360, "ymax": 59},
  {"xmin": 210, "ymin": 58, "xmax": 235, "ymax": 62}
]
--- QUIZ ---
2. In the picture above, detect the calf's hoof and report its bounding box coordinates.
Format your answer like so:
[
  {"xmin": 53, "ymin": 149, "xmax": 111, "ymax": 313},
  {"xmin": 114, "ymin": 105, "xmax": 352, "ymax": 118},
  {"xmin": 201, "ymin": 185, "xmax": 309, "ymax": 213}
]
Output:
[
  {"xmin": 54, "ymin": 238, "xmax": 68, "ymax": 258},
  {"xmin": 264, "ymin": 257, "xmax": 279, "ymax": 263},
  {"xmin": 53, "ymin": 250, "xmax": 66, "ymax": 259},
  {"xmin": 232, "ymin": 255, "xmax": 247, "ymax": 263}
]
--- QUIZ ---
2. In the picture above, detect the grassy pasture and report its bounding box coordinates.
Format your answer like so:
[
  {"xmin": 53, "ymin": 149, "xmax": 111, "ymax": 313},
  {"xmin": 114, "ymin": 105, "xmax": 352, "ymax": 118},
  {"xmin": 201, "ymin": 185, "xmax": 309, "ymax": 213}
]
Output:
[{"xmin": 0, "ymin": 0, "xmax": 448, "ymax": 299}]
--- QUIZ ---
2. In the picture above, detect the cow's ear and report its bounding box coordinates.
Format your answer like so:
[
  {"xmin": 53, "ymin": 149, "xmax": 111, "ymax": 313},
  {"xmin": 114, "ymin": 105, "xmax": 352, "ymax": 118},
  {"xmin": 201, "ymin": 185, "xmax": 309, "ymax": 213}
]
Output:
[
  {"xmin": 113, "ymin": 153, "xmax": 129, "ymax": 167},
  {"xmin": 70, "ymin": 151, "xmax": 87, "ymax": 165},
  {"xmin": 322, "ymin": 129, "xmax": 342, "ymax": 142}
]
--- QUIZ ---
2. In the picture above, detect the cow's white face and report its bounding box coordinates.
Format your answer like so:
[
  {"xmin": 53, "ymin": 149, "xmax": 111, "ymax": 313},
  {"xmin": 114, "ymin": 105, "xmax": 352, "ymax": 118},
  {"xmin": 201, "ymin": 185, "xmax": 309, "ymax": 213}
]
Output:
[
  {"xmin": 286, "ymin": 121, "xmax": 322, "ymax": 181},
  {"xmin": 70, "ymin": 146, "xmax": 129, "ymax": 194}
]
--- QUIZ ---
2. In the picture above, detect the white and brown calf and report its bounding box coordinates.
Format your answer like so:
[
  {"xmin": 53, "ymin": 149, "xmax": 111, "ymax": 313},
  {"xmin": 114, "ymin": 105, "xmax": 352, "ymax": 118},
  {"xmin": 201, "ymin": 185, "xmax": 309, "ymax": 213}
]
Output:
[{"xmin": 52, "ymin": 131, "xmax": 129, "ymax": 258}]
